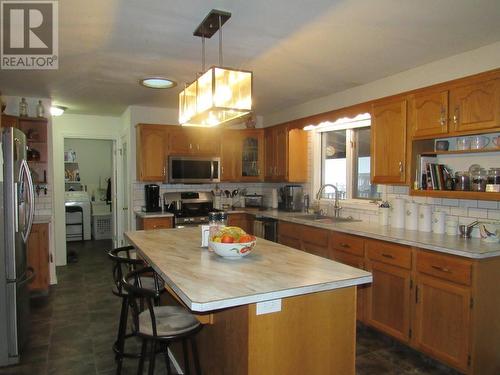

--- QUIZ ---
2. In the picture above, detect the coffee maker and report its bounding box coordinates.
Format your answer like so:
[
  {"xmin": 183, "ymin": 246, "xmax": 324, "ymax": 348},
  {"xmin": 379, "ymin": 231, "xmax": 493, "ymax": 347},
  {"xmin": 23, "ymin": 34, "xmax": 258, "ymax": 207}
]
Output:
[
  {"xmin": 144, "ymin": 184, "xmax": 161, "ymax": 212},
  {"xmin": 279, "ymin": 185, "xmax": 304, "ymax": 212}
]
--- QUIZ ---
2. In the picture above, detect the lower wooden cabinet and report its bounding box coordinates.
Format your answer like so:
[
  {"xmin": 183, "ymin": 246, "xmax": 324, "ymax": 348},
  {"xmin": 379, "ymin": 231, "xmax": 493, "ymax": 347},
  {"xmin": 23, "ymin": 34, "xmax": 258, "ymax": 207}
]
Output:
[
  {"xmin": 27, "ymin": 223, "xmax": 50, "ymax": 293},
  {"xmin": 136, "ymin": 216, "xmax": 173, "ymax": 230},
  {"xmin": 227, "ymin": 213, "xmax": 254, "ymax": 235}
]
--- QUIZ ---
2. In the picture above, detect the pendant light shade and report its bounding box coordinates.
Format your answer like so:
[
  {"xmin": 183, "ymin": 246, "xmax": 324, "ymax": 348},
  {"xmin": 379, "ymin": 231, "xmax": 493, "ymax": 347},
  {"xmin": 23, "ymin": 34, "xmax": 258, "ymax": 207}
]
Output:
[
  {"xmin": 179, "ymin": 67, "xmax": 252, "ymax": 126},
  {"xmin": 178, "ymin": 10, "xmax": 253, "ymax": 127}
]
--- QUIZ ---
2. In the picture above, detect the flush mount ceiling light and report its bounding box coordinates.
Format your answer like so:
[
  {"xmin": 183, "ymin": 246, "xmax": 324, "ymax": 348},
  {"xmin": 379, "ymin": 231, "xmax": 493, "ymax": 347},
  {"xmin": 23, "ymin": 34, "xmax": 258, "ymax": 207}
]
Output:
[
  {"xmin": 50, "ymin": 105, "xmax": 67, "ymax": 116},
  {"xmin": 179, "ymin": 9, "xmax": 253, "ymax": 127},
  {"xmin": 140, "ymin": 77, "xmax": 177, "ymax": 89}
]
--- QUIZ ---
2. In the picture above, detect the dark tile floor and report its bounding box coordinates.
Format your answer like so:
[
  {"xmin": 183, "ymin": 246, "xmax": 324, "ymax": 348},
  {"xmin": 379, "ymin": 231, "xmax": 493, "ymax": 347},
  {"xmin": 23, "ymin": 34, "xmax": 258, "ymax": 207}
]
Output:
[{"xmin": 0, "ymin": 239, "xmax": 463, "ymax": 375}]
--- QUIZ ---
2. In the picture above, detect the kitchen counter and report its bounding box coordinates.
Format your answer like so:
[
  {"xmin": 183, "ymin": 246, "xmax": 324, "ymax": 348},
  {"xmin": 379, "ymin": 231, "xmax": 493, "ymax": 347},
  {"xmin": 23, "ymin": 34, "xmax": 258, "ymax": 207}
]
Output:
[
  {"xmin": 227, "ymin": 209, "xmax": 500, "ymax": 259},
  {"xmin": 125, "ymin": 227, "xmax": 371, "ymax": 374},
  {"xmin": 125, "ymin": 227, "xmax": 371, "ymax": 312},
  {"xmin": 134, "ymin": 211, "xmax": 174, "ymax": 219}
]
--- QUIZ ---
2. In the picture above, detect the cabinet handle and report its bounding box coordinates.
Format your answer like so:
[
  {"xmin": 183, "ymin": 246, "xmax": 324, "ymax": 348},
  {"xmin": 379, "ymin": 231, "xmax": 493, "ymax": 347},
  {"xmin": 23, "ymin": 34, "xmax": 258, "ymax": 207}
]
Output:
[
  {"xmin": 440, "ymin": 107, "xmax": 446, "ymax": 126},
  {"xmin": 431, "ymin": 265, "xmax": 451, "ymax": 273},
  {"xmin": 339, "ymin": 243, "xmax": 350, "ymax": 248},
  {"xmin": 398, "ymin": 161, "xmax": 404, "ymax": 176},
  {"xmin": 453, "ymin": 106, "xmax": 459, "ymax": 127},
  {"xmin": 197, "ymin": 144, "xmax": 200, "ymax": 151},
  {"xmin": 381, "ymin": 253, "xmax": 394, "ymax": 259},
  {"xmin": 189, "ymin": 143, "xmax": 193, "ymax": 149}
]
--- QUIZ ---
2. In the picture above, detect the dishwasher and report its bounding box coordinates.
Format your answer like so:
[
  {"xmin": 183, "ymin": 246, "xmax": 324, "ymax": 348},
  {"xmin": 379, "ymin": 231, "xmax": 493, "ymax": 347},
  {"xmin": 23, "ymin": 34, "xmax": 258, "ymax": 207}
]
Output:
[{"xmin": 253, "ymin": 217, "xmax": 278, "ymax": 242}]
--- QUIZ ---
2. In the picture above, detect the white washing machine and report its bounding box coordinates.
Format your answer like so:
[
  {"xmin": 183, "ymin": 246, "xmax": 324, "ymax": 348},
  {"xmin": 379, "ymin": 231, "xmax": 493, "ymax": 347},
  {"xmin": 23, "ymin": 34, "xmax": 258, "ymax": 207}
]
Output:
[{"xmin": 65, "ymin": 191, "xmax": 91, "ymax": 241}]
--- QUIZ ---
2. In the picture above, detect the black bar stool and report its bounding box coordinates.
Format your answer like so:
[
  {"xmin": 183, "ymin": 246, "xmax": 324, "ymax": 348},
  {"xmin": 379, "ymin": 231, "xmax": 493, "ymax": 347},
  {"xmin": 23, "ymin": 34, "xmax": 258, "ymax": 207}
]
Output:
[
  {"xmin": 123, "ymin": 266, "xmax": 203, "ymax": 375},
  {"xmin": 108, "ymin": 246, "xmax": 165, "ymax": 375}
]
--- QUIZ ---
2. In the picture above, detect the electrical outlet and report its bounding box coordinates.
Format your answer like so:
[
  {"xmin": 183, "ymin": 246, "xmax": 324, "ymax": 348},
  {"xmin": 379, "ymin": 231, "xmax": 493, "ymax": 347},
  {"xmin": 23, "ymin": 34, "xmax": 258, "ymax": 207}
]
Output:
[{"xmin": 256, "ymin": 299, "xmax": 282, "ymax": 315}]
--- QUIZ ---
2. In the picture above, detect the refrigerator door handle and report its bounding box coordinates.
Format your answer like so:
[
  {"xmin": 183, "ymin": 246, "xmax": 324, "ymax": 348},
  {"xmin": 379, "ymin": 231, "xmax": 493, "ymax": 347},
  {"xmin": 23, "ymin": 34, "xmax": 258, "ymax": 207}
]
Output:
[
  {"xmin": 14, "ymin": 182, "xmax": 19, "ymax": 234},
  {"xmin": 20, "ymin": 160, "xmax": 34, "ymax": 243}
]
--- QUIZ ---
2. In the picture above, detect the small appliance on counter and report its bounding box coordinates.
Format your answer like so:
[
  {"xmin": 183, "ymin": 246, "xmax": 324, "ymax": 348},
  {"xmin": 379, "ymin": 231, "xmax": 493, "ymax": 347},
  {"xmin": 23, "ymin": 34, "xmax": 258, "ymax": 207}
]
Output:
[
  {"xmin": 144, "ymin": 184, "xmax": 161, "ymax": 212},
  {"xmin": 244, "ymin": 194, "xmax": 263, "ymax": 209},
  {"xmin": 279, "ymin": 185, "xmax": 304, "ymax": 212}
]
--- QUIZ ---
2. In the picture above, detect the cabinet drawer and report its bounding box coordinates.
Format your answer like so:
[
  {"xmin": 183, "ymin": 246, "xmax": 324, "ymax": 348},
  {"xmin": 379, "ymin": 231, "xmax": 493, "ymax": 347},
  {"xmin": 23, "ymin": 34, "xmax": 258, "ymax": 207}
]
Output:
[
  {"xmin": 330, "ymin": 232, "xmax": 364, "ymax": 257},
  {"xmin": 331, "ymin": 250, "xmax": 364, "ymax": 270},
  {"xmin": 416, "ymin": 250, "xmax": 472, "ymax": 286},
  {"xmin": 143, "ymin": 217, "xmax": 173, "ymax": 230},
  {"xmin": 301, "ymin": 225, "xmax": 329, "ymax": 247},
  {"xmin": 278, "ymin": 221, "xmax": 301, "ymax": 240},
  {"xmin": 366, "ymin": 240, "xmax": 411, "ymax": 269}
]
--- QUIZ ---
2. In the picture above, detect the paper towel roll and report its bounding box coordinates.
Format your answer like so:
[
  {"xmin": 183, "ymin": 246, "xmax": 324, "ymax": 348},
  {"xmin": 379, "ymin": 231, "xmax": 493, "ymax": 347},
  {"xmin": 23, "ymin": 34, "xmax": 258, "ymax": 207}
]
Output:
[
  {"xmin": 378, "ymin": 207, "xmax": 390, "ymax": 226},
  {"xmin": 432, "ymin": 211, "xmax": 446, "ymax": 234},
  {"xmin": 390, "ymin": 198, "xmax": 406, "ymax": 228},
  {"xmin": 418, "ymin": 204, "xmax": 432, "ymax": 232},
  {"xmin": 405, "ymin": 202, "xmax": 419, "ymax": 231},
  {"xmin": 271, "ymin": 189, "xmax": 278, "ymax": 209}
]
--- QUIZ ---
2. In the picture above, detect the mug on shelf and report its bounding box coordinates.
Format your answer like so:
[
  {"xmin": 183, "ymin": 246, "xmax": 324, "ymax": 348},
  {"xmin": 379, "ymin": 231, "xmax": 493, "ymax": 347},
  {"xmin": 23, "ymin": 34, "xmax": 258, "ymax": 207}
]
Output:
[
  {"xmin": 492, "ymin": 135, "xmax": 500, "ymax": 149},
  {"xmin": 470, "ymin": 135, "xmax": 490, "ymax": 150},
  {"xmin": 435, "ymin": 140, "xmax": 449, "ymax": 151},
  {"xmin": 456, "ymin": 137, "xmax": 471, "ymax": 150}
]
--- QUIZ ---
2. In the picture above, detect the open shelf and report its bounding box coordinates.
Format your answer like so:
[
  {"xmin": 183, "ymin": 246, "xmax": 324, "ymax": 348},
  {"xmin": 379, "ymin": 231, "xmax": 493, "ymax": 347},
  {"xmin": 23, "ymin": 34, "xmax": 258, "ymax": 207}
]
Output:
[
  {"xmin": 410, "ymin": 189, "xmax": 500, "ymax": 201},
  {"xmin": 421, "ymin": 148, "xmax": 500, "ymax": 156}
]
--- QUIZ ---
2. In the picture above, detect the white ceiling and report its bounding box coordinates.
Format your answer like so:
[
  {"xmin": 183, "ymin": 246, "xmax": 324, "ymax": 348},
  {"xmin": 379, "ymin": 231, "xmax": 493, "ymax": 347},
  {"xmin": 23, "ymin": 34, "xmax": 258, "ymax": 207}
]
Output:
[{"xmin": 1, "ymin": 0, "xmax": 499, "ymax": 117}]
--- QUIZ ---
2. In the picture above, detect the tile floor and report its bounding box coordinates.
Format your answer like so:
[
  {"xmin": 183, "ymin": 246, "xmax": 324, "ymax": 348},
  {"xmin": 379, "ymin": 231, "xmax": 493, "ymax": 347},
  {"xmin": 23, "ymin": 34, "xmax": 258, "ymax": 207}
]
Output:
[{"xmin": 0, "ymin": 239, "xmax": 463, "ymax": 375}]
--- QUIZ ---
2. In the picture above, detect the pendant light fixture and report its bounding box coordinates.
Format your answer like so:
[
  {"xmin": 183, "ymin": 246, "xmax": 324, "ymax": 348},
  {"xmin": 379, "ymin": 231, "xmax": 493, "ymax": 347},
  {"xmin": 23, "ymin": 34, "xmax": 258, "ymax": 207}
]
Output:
[{"xmin": 179, "ymin": 9, "xmax": 253, "ymax": 127}]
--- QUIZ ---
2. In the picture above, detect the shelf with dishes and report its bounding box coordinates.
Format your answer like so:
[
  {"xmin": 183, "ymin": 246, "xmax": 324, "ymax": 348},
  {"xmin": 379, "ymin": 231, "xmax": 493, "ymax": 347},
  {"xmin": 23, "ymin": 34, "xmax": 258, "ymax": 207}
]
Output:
[{"xmin": 410, "ymin": 133, "xmax": 500, "ymax": 200}]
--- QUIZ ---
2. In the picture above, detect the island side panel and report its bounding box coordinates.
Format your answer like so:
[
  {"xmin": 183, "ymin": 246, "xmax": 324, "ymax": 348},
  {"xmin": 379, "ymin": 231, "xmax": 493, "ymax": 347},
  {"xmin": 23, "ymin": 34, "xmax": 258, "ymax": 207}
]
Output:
[{"xmin": 248, "ymin": 286, "xmax": 357, "ymax": 375}]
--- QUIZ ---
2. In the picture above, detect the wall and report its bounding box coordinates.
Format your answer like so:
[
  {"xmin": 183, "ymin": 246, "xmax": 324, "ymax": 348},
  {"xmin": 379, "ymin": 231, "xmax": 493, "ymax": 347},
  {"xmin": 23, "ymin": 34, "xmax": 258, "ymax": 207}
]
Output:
[
  {"xmin": 52, "ymin": 114, "xmax": 123, "ymax": 266},
  {"xmin": 265, "ymin": 41, "xmax": 500, "ymax": 126},
  {"xmin": 64, "ymin": 138, "xmax": 113, "ymax": 198}
]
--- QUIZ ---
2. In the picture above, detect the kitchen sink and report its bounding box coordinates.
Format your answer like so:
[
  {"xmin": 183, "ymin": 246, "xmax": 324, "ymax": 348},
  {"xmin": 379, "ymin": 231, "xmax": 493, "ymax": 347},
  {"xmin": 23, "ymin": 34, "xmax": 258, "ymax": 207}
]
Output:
[{"xmin": 293, "ymin": 214, "xmax": 361, "ymax": 223}]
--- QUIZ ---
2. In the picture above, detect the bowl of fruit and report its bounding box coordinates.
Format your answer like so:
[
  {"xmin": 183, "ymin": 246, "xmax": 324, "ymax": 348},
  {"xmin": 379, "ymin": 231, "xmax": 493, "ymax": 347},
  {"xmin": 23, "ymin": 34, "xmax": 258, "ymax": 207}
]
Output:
[{"xmin": 209, "ymin": 226, "xmax": 256, "ymax": 258}]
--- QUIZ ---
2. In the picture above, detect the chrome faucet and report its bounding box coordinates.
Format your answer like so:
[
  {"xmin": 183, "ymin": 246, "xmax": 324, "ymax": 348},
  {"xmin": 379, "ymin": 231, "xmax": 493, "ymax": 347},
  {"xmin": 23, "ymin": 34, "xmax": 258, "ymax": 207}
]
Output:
[{"xmin": 316, "ymin": 184, "xmax": 342, "ymax": 217}]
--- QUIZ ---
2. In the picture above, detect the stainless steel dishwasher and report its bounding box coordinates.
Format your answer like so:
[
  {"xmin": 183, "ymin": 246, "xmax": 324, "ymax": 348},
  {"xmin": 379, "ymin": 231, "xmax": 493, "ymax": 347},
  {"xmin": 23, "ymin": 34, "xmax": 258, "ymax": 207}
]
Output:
[{"xmin": 253, "ymin": 217, "xmax": 278, "ymax": 242}]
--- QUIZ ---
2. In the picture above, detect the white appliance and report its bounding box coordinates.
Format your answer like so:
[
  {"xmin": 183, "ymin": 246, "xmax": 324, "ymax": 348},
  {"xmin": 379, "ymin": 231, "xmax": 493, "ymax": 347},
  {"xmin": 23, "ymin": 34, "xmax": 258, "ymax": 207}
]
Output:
[
  {"xmin": 65, "ymin": 191, "xmax": 91, "ymax": 241},
  {"xmin": 1, "ymin": 127, "xmax": 35, "ymax": 366}
]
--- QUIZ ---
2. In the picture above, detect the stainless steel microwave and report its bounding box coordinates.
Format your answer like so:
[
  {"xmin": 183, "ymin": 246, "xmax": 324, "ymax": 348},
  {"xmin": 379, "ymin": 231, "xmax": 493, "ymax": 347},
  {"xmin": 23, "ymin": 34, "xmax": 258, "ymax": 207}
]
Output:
[{"xmin": 167, "ymin": 156, "xmax": 220, "ymax": 184}]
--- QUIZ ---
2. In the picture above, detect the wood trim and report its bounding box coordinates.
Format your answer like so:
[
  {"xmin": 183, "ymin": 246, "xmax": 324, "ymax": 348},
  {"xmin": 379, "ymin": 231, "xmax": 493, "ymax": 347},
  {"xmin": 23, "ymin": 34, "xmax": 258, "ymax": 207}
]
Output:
[{"xmin": 410, "ymin": 189, "xmax": 500, "ymax": 201}]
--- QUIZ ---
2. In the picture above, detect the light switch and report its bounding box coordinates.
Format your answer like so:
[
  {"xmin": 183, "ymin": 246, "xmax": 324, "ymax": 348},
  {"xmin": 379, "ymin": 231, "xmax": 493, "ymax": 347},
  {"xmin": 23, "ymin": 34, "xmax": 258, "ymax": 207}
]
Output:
[{"xmin": 256, "ymin": 299, "xmax": 282, "ymax": 315}]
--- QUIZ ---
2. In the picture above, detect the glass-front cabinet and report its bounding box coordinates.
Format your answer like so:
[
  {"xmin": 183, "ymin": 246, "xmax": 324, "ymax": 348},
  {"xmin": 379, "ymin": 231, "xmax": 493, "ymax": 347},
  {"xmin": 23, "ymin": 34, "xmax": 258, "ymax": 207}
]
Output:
[{"xmin": 240, "ymin": 129, "xmax": 264, "ymax": 181}]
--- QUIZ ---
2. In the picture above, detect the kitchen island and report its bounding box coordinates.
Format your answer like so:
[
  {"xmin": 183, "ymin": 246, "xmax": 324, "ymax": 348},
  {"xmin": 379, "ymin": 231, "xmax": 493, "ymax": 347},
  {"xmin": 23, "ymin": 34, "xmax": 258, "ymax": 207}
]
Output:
[{"xmin": 125, "ymin": 227, "xmax": 372, "ymax": 375}]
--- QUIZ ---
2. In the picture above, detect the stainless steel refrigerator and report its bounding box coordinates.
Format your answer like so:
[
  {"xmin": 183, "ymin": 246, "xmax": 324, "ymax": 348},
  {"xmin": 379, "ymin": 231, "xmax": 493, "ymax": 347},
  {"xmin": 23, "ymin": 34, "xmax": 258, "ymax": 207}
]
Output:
[{"xmin": 0, "ymin": 127, "xmax": 35, "ymax": 366}]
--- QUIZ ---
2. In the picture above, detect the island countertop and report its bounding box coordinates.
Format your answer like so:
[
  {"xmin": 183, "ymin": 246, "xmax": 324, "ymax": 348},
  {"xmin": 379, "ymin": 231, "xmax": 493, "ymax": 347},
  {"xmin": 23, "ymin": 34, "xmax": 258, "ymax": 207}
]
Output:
[{"xmin": 125, "ymin": 227, "xmax": 372, "ymax": 312}]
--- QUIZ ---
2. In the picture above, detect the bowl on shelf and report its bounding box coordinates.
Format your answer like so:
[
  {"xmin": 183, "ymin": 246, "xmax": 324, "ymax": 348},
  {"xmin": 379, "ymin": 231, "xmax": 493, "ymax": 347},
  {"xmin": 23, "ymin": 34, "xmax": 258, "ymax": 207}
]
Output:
[{"xmin": 209, "ymin": 239, "xmax": 256, "ymax": 259}]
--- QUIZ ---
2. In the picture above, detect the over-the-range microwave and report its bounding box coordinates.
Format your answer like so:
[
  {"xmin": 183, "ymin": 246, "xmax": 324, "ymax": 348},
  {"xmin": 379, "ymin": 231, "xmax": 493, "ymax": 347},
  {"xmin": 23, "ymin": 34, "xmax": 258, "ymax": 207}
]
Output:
[{"xmin": 167, "ymin": 156, "xmax": 220, "ymax": 184}]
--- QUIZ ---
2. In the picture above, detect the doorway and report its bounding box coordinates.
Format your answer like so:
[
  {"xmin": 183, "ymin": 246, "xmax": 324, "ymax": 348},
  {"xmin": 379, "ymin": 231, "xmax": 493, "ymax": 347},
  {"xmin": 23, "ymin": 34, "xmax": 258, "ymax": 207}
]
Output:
[{"xmin": 63, "ymin": 138, "xmax": 116, "ymax": 263}]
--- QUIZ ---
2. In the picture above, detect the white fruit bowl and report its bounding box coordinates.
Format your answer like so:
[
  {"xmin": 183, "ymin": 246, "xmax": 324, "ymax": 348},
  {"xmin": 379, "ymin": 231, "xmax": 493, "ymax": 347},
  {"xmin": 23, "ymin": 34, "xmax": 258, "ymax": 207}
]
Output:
[{"xmin": 209, "ymin": 239, "xmax": 256, "ymax": 258}]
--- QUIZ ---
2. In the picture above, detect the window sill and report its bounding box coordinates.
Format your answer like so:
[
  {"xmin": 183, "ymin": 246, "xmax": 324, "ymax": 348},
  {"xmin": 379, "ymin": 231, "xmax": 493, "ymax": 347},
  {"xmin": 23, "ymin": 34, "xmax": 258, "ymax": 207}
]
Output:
[{"xmin": 319, "ymin": 198, "xmax": 379, "ymax": 212}]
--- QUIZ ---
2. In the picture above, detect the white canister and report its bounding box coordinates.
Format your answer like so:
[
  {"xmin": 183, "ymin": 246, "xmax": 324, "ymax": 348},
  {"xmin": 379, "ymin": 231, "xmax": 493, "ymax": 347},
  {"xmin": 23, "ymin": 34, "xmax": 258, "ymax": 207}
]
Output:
[
  {"xmin": 446, "ymin": 217, "xmax": 459, "ymax": 236},
  {"xmin": 271, "ymin": 188, "xmax": 278, "ymax": 209},
  {"xmin": 418, "ymin": 204, "xmax": 432, "ymax": 232},
  {"xmin": 390, "ymin": 198, "xmax": 406, "ymax": 228},
  {"xmin": 405, "ymin": 202, "xmax": 419, "ymax": 231},
  {"xmin": 432, "ymin": 211, "xmax": 447, "ymax": 234},
  {"xmin": 378, "ymin": 207, "xmax": 390, "ymax": 226}
]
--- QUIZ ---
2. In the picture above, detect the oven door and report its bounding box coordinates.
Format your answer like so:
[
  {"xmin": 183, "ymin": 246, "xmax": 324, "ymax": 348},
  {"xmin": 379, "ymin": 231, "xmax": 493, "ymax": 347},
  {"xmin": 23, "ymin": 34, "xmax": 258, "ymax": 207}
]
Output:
[{"xmin": 168, "ymin": 156, "xmax": 220, "ymax": 184}]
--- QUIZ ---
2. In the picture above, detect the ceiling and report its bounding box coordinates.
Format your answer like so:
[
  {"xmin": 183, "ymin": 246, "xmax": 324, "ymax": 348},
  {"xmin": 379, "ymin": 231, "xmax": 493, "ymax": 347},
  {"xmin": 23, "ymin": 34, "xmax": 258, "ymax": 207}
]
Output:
[{"xmin": 1, "ymin": 0, "xmax": 499, "ymax": 117}]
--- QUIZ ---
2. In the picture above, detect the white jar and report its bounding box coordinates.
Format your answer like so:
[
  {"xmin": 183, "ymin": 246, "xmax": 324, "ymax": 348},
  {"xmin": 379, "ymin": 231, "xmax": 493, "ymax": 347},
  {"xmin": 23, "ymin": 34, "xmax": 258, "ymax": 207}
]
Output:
[
  {"xmin": 405, "ymin": 202, "xmax": 419, "ymax": 231},
  {"xmin": 378, "ymin": 207, "xmax": 390, "ymax": 226},
  {"xmin": 432, "ymin": 211, "xmax": 446, "ymax": 234},
  {"xmin": 418, "ymin": 205, "xmax": 432, "ymax": 232},
  {"xmin": 446, "ymin": 217, "xmax": 458, "ymax": 236},
  {"xmin": 390, "ymin": 198, "xmax": 406, "ymax": 228}
]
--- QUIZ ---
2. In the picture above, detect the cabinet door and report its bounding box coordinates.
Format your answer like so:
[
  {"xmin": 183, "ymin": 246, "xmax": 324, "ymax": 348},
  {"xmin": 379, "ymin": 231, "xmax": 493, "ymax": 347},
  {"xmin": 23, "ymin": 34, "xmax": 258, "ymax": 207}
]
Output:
[
  {"xmin": 195, "ymin": 129, "xmax": 221, "ymax": 155},
  {"xmin": 287, "ymin": 129, "xmax": 308, "ymax": 182},
  {"xmin": 413, "ymin": 90, "xmax": 449, "ymax": 138},
  {"xmin": 450, "ymin": 78, "xmax": 500, "ymax": 133},
  {"xmin": 141, "ymin": 217, "xmax": 173, "ymax": 230},
  {"xmin": 414, "ymin": 274, "xmax": 471, "ymax": 372},
  {"xmin": 371, "ymin": 99, "xmax": 407, "ymax": 184},
  {"xmin": 274, "ymin": 126, "xmax": 288, "ymax": 181},
  {"xmin": 300, "ymin": 226, "xmax": 329, "ymax": 258},
  {"xmin": 221, "ymin": 131, "xmax": 241, "ymax": 181},
  {"xmin": 365, "ymin": 260, "xmax": 411, "ymax": 342},
  {"xmin": 168, "ymin": 129, "xmax": 192, "ymax": 155},
  {"xmin": 137, "ymin": 125, "xmax": 167, "ymax": 181},
  {"xmin": 278, "ymin": 235, "xmax": 301, "ymax": 250},
  {"xmin": 227, "ymin": 213, "xmax": 254, "ymax": 234},
  {"xmin": 27, "ymin": 223, "xmax": 49, "ymax": 292},
  {"xmin": 264, "ymin": 128, "xmax": 276, "ymax": 180},
  {"xmin": 240, "ymin": 130, "xmax": 264, "ymax": 181}
]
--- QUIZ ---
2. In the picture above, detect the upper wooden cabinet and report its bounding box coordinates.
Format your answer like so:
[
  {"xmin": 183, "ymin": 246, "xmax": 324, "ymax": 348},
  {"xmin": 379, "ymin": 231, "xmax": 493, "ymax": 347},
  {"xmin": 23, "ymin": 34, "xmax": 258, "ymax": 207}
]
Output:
[
  {"xmin": 136, "ymin": 124, "xmax": 168, "ymax": 182},
  {"xmin": 412, "ymin": 90, "xmax": 449, "ymax": 138},
  {"xmin": 220, "ymin": 130, "xmax": 241, "ymax": 181},
  {"xmin": 167, "ymin": 128, "xmax": 220, "ymax": 156},
  {"xmin": 371, "ymin": 98, "xmax": 407, "ymax": 184},
  {"xmin": 264, "ymin": 126, "xmax": 308, "ymax": 183},
  {"xmin": 449, "ymin": 78, "xmax": 500, "ymax": 134}
]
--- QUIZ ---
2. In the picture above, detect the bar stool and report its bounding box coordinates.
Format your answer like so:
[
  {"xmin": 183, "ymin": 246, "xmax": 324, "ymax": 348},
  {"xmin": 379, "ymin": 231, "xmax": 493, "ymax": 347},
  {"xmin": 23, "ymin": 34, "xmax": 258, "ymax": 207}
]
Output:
[
  {"xmin": 108, "ymin": 246, "xmax": 165, "ymax": 375},
  {"xmin": 123, "ymin": 266, "xmax": 203, "ymax": 375}
]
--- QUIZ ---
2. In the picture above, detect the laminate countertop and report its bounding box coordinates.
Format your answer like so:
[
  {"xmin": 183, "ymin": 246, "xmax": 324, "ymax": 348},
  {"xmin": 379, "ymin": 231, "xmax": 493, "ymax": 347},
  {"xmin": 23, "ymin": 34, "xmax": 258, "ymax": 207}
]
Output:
[
  {"xmin": 125, "ymin": 227, "xmax": 372, "ymax": 312},
  {"xmin": 230, "ymin": 209, "xmax": 500, "ymax": 259},
  {"xmin": 135, "ymin": 211, "xmax": 174, "ymax": 219}
]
